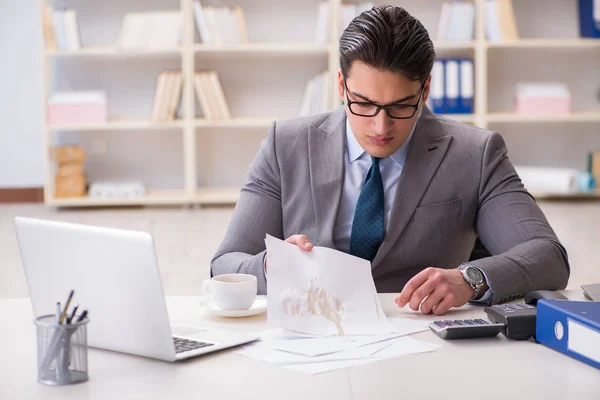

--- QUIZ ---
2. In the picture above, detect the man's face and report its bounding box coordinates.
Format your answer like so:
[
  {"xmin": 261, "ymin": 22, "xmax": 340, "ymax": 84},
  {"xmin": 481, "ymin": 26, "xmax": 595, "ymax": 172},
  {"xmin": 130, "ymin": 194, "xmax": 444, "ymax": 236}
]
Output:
[{"xmin": 337, "ymin": 61, "xmax": 431, "ymax": 158}]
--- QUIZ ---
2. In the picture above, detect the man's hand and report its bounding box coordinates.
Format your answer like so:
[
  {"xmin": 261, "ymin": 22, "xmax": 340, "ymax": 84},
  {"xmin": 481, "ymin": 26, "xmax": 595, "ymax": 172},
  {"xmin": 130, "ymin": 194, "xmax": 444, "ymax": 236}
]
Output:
[
  {"xmin": 394, "ymin": 267, "xmax": 475, "ymax": 315},
  {"xmin": 265, "ymin": 234, "xmax": 313, "ymax": 270}
]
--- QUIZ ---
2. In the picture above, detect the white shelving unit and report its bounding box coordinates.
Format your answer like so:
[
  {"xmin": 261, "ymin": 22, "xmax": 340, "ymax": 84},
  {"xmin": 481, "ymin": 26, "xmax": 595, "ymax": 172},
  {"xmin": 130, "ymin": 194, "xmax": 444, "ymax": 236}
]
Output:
[{"xmin": 40, "ymin": 0, "xmax": 600, "ymax": 207}]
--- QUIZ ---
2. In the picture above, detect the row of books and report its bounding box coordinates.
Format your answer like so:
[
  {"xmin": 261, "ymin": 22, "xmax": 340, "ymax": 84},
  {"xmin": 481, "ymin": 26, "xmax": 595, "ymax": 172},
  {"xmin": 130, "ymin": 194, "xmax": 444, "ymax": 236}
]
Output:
[
  {"xmin": 41, "ymin": 5, "xmax": 81, "ymax": 51},
  {"xmin": 437, "ymin": 1, "xmax": 475, "ymax": 42},
  {"xmin": 150, "ymin": 70, "xmax": 231, "ymax": 121},
  {"xmin": 117, "ymin": 12, "xmax": 182, "ymax": 50},
  {"xmin": 430, "ymin": 58, "xmax": 474, "ymax": 114},
  {"xmin": 151, "ymin": 71, "xmax": 183, "ymax": 122},
  {"xmin": 485, "ymin": 0, "xmax": 519, "ymax": 41},
  {"xmin": 316, "ymin": 2, "xmax": 374, "ymax": 43},
  {"xmin": 193, "ymin": 1, "xmax": 248, "ymax": 45},
  {"xmin": 299, "ymin": 72, "xmax": 331, "ymax": 116}
]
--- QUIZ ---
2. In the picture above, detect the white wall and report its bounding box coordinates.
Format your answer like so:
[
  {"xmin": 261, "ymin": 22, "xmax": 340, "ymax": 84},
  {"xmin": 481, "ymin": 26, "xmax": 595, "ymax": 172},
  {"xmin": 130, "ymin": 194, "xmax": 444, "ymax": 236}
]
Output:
[{"xmin": 0, "ymin": 1, "xmax": 45, "ymax": 188}]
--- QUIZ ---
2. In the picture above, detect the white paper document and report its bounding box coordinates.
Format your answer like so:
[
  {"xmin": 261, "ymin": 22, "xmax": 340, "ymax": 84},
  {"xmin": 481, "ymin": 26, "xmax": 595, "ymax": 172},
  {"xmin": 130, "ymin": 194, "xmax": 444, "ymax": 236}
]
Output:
[
  {"xmin": 265, "ymin": 235, "xmax": 394, "ymax": 336},
  {"xmin": 235, "ymin": 327, "xmax": 440, "ymax": 374},
  {"xmin": 283, "ymin": 337, "xmax": 441, "ymax": 375}
]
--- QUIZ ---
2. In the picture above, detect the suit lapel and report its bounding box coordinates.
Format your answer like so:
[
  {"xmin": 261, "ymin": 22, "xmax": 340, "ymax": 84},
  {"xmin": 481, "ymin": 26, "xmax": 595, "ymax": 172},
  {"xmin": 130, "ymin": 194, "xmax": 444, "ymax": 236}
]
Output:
[
  {"xmin": 371, "ymin": 107, "xmax": 453, "ymax": 269},
  {"xmin": 308, "ymin": 108, "xmax": 346, "ymax": 247}
]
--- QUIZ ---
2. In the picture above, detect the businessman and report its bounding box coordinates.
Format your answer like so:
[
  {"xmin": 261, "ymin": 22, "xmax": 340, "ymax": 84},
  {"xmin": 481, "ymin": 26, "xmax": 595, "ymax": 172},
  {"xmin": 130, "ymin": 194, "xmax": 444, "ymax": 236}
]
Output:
[{"xmin": 211, "ymin": 5, "xmax": 570, "ymax": 315}]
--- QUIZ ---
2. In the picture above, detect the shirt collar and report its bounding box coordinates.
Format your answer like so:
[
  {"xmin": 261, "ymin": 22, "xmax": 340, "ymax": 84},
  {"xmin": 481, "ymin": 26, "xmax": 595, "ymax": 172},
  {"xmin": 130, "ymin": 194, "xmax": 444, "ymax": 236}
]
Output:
[{"xmin": 345, "ymin": 108, "xmax": 421, "ymax": 167}]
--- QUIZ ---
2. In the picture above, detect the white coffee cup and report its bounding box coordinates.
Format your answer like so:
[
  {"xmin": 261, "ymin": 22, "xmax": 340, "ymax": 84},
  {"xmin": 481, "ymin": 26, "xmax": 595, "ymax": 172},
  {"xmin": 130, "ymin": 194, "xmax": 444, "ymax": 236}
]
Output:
[{"xmin": 202, "ymin": 274, "xmax": 257, "ymax": 310}]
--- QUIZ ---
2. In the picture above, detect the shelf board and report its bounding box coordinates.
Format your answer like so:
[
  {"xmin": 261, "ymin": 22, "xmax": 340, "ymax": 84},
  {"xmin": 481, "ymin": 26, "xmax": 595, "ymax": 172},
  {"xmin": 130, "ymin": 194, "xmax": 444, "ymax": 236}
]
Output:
[
  {"xmin": 487, "ymin": 112, "xmax": 600, "ymax": 123},
  {"xmin": 486, "ymin": 38, "xmax": 600, "ymax": 49},
  {"xmin": 193, "ymin": 43, "xmax": 330, "ymax": 55},
  {"xmin": 530, "ymin": 190, "xmax": 600, "ymax": 200},
  {"xmin": 46, "ymin": 189, "xmax": 189, "ymax": 207},
  {"xmin": 45, "ymin": 46, "xmax": 182, "ymax": 57},
  {"xmin": 196, "ymin": 187, "xmax": 241, "ymax": 204},
  {"xmin": 194, "ymin": 118, "xmax": 280, "ymax": 128},
  {"xmin": 48, "ymin": 120, "xmax": 185, "ymax": 132},
  {"xmin": 439, "ymin": 114, "xmax": 475, "ymax": 122},
  {"xmin": 433, "ymin": 41, "xmax": 476, "ymax": 50}
]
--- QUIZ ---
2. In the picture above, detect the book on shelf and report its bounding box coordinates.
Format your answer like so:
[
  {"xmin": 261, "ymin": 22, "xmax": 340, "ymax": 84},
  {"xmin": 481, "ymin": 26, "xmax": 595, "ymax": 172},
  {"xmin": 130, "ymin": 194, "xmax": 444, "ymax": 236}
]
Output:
[
  {"xmin": 437, "ymin": 1, "xmax": 475, "ymax": 42},
  {"xmin": 485, "ymin": 0, "xmax": 519, "ymax": 41},
  {"xmin": 42, "ymin": 5, "xmax": 81, "ymax": 51},
  {"xmin": 47, "ymin": 91, "xmax": 108, "ymax": 126},
  {"xmin": 117, "ymin": 11, "xmax": 182, "ymax": 50},
  {"xmin": 339, "ymin": 2, "xmax": 374, "ymax": 37},
  {"xmin": 299, "ymin": 71, "xmax": 331, "ymax": 116},
  {"xmin": 194, "ymin": 71, "xmax": 231, "ymax": 120},
  {"xmin": 428, "ymin": 58, "xmax": 474, "ymax": 115},
  {"xmin": 193, "ymin": 1, "xmax": 248, "ymax": 45},
  {"xmin": 151, "ymin": 71, "xmax": 183, "ymax": 122}
]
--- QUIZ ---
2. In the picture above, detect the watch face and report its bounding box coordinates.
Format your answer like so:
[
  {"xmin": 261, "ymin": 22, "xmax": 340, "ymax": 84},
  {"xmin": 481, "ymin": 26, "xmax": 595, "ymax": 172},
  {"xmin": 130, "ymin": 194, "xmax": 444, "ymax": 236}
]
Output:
[{"xmin": 465, "ymin": 267, "xmax": 483, "ymax": 283}]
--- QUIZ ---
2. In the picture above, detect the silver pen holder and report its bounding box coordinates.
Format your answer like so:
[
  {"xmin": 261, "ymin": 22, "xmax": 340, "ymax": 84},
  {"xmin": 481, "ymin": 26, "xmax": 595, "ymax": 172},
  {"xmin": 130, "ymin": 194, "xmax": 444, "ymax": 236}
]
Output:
[{"xmin": 34, "ymin": 315, "xmax": 89, "ymax": 386}]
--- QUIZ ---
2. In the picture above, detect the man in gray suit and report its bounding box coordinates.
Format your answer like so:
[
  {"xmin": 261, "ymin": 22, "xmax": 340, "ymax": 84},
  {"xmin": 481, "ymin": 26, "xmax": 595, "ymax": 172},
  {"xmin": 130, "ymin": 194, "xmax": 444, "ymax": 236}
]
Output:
[{"xmin": 212, "ymin": 5, "xmax": 569, "ymax": 315}]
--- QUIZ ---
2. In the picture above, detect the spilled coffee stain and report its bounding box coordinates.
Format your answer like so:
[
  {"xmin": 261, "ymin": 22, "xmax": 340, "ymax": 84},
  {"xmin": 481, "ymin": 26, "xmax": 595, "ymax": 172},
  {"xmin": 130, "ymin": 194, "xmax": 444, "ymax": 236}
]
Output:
[{"xmin": 281, "ymin": 278, "xmax": 345, "ymax": 336}]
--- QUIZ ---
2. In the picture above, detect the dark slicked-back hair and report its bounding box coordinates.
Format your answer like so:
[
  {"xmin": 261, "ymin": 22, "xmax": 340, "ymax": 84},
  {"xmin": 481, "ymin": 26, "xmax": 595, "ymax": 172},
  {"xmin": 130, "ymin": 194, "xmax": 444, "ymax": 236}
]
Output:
[{"xmin": 339, "ymin": 5, "xmax": 435, "ymax": 84}]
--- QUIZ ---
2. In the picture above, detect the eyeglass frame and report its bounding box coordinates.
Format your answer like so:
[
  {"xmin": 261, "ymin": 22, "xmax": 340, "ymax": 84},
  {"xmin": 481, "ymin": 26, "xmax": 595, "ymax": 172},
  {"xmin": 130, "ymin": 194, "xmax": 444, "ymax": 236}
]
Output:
[{"xmin": 343, "ymin": 79, "xmax": 426, "ymax": 119}]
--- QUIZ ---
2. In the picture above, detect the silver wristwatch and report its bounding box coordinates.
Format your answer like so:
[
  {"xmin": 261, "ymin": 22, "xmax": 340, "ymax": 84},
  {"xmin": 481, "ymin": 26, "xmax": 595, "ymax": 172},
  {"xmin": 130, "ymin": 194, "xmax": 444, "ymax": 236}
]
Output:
[{"xmin": 459, "ymin": 264, "xmax": 485, "ymax": 300}]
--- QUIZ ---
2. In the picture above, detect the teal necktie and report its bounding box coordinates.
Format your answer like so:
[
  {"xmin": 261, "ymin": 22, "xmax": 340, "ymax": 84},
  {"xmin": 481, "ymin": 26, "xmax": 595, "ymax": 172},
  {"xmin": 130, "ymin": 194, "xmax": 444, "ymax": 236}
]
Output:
[{"xmin": 349, "ymin": 156, "xmax": 384, "ymax": 261}]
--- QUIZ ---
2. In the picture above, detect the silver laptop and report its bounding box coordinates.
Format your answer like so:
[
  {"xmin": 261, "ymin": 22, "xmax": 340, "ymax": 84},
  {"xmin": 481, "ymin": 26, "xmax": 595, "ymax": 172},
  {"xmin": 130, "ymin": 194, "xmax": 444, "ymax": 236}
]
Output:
[{"xmin": 14, "ymin": 216, "xmax": 259, "ymax": 362}]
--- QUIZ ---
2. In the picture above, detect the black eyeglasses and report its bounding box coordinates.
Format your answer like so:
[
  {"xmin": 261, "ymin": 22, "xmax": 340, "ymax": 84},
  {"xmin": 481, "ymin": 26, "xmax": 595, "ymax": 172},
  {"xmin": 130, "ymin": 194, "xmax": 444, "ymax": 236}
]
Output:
[{"xmin": 344, "ymin": 80, "xmax": 426, "ymax": 119}]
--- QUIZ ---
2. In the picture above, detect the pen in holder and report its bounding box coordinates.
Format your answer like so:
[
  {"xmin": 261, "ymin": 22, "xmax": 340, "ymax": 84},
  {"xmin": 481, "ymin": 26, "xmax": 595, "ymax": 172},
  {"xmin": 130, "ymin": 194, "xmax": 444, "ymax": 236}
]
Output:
[{"xmin": 34, "ymin": 314, "xmax": 89, "ymax": 386}]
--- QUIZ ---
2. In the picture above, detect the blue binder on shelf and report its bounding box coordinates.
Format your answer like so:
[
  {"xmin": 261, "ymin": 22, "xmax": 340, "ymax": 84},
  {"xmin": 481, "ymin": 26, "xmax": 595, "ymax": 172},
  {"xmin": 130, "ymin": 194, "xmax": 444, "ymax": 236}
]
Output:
[
  {"xmin": 459, "ymin": 59, "xmax": 474, "ymax": 114},
  {"xmin": 431, "ymin": 60, "xmax": 446, "ymax": 114},
  {"xmin": 578, "ymin": 0, "xmax": 600, "ymax": 38},
  {"xmin": 536, "ymin": 299, "xmax": 600, "ymax": 369},
  {"xmin": 444, "ymin": 59, "xmax": 461, "ymax": 114}
]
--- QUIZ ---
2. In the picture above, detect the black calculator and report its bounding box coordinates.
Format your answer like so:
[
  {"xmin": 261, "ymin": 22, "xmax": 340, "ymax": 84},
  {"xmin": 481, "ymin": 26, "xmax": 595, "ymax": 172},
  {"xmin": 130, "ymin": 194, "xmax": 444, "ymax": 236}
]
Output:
[{"xmin": 429, "ymin": 319, "xmax": 505, "ymax": 339}]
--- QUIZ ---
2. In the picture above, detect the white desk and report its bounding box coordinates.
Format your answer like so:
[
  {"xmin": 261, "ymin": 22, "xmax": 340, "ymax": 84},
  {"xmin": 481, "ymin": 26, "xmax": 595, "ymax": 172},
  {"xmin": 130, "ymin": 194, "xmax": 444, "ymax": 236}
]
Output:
[{"xmin": 1, "ymin": 293, "xmax": 598, "ymax": 400}]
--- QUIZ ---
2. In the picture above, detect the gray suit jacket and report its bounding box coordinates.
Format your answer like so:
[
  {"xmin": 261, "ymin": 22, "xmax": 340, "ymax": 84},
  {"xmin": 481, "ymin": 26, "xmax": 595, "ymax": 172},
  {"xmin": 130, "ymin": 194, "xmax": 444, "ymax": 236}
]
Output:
[{"xmin": 211, "ymin": 106, "xmax": 570, "ymax": 304}]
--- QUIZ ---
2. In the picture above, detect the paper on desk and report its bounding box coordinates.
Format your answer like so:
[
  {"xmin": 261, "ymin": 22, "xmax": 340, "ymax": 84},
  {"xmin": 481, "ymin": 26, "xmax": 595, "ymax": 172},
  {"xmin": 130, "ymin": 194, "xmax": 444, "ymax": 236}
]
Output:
[
  {"xmin": 265, "ymin": 235, "xmax": 394, "ymax": 336},
  {"xmin": 237, "ymin": 336, "xmax": 396, "ymax": 366},
  {"xmin": 283, "ymin": 337, "xmax": 441, "ymax": 375},
  {"xmin": 269, "ymin": 332, "xmax": 405, "ymax": 357}
]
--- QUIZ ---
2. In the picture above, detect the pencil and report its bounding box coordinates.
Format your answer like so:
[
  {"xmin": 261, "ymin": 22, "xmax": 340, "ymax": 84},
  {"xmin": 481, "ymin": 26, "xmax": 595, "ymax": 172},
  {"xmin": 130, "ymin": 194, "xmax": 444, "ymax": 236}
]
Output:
[{"xmin": 59, "ymin": 290, "xmax": 74, "ymax": 324}]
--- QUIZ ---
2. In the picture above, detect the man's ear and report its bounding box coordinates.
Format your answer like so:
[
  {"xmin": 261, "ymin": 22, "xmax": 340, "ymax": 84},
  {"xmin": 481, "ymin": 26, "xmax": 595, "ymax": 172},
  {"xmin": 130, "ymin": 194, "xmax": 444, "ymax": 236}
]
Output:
[
  {"xmin": 422, "ymin": 75, "xmax": 432, "ymax": 104},
  {"xmin": 337, "ymin": 70, "xmax": 345, "ymax": 101}
]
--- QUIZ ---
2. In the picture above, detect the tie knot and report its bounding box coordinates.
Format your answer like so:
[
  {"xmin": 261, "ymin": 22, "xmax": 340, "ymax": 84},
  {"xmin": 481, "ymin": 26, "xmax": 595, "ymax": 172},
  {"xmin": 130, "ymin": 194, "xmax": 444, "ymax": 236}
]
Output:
[{"xmin": 371, "ymin": 156, "xmax": 381, "ymax": 167}]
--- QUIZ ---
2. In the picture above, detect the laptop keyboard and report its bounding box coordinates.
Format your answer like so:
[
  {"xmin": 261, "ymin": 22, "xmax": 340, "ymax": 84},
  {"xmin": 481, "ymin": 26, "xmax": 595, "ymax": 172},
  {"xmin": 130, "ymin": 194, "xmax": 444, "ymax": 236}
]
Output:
[{"xmin": 173, "ymin": 337, "xmax": 215, "ymax": 353}]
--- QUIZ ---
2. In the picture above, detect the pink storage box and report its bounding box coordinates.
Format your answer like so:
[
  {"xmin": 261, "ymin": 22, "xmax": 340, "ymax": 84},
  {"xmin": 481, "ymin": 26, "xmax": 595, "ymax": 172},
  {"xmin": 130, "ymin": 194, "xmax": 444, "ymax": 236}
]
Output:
[
  {"xmin": 47, "ymin": 91, "xmax": 108, "ymax": 125},
  {"xmin": 513, "ymin": 83, "xmax": 571, "ymax": 116}
]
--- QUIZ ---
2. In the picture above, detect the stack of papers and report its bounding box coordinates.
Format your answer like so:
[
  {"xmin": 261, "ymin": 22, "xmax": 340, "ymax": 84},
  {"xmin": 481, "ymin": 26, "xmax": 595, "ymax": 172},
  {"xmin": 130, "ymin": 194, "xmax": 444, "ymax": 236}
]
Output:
[
  {"xmin": 236, "ymin": 318, "xmax": 440, "ymax": 375},
  {"xmin": 238, "ymin": 236, "xmax": 441, "ymax": 374}
]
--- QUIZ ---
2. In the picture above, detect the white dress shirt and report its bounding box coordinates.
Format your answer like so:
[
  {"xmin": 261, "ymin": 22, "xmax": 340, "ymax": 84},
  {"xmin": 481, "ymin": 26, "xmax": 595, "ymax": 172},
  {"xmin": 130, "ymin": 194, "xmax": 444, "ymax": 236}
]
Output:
[{"xmin": 332, "ymin": 117, "xmax": 417, "ymax": 252}]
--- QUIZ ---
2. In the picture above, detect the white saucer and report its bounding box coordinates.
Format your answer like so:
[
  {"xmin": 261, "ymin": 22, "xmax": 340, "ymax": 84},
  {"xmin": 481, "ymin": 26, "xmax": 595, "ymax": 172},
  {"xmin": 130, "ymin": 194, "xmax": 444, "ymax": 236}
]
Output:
[{"xmin": 198, "ymin": 296, "xmax": 267, "ymax": 318}]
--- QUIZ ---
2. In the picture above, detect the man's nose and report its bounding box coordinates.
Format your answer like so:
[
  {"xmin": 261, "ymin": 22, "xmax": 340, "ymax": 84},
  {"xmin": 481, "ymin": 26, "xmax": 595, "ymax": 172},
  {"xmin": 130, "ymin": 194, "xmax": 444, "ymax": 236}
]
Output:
[{"xmin": 372, "ymin": 109, "xmax": 393, "ymax": 135}]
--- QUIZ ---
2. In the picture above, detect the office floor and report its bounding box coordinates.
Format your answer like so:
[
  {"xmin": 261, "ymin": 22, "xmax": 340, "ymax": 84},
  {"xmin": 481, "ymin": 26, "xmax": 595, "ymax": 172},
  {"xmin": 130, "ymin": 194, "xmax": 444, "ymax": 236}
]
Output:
[{"xmin": 1, "ymin": 202, "xmax": 599, "ymax": 299}]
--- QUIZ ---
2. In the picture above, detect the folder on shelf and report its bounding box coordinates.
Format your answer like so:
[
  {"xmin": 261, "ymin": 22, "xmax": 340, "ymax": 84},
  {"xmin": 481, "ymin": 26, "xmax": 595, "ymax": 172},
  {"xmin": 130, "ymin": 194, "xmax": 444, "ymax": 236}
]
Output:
[
  {"xmin": 536, "ymin": 299, "xmax": 600, "ymax": 370},
  {"xmin": 444, "ymin": 59, "xmax": 460, "ymax": 114},
  {"xmin": 445, "ymin": 2, "xmax": 475, "ymax": 42},
  {"xmin": 430, "ymin": 60, "xmax": 445, "ymax": 114},
  {"xmin": 459, "ymin": 59, "xmax": 474, "ymax": 114},
  {"xmin": 578, "ymin": 0, "xmax": 600, "ymax": 38}
]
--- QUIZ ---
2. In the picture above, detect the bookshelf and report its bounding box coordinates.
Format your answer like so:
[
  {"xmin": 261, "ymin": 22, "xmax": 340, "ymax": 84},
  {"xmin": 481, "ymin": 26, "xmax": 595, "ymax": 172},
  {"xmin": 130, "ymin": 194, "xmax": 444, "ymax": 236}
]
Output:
[{"xmin": 40, "ymin": 0, "xmax": 600, "ymax": 207}]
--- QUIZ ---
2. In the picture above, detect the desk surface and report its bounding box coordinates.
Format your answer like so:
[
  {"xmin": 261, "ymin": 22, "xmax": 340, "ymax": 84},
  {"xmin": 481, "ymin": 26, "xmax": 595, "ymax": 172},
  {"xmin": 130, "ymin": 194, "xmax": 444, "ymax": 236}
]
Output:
[{"xmin": 1, "ymin": 292, "xmax": 598, "ymax": 400}]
